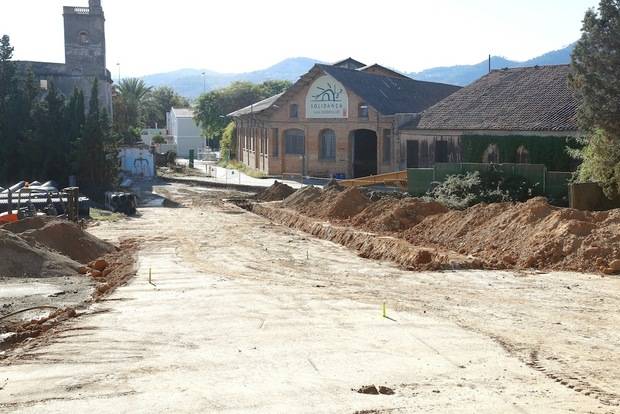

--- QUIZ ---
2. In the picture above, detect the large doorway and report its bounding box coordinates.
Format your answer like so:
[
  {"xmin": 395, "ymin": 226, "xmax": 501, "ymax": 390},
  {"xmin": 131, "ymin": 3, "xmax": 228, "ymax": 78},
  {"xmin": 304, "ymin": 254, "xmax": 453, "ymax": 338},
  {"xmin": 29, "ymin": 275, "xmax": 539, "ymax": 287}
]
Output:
[
  {"xmin": 406, "ymin": 140, "xmax": 419, "ymax": 168},
  {"xmin": 352, "ymin": 129, "xmax": 377, "ymax": 178}
]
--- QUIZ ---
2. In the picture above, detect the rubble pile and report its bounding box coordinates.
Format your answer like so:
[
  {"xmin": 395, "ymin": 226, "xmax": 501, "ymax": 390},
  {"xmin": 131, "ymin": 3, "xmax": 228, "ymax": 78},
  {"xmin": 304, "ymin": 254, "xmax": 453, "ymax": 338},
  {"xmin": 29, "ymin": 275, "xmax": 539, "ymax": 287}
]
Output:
[
  {"xmin": 261, "ymin": 186, "xmax": 620, "ymax": 274},
  {"xmin": 255, "ymin": 181, "xmax": 296, "ymax": 202},
  {"xmin": 405, "ymin": 197, "xmax": 620, "ymax": 273}
]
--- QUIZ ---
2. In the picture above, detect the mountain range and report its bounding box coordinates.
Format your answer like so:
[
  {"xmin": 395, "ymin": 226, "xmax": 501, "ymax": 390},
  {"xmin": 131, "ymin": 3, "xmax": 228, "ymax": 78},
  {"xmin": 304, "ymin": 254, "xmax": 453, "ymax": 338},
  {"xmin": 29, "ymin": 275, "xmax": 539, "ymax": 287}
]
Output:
[{"xmin": 141, "ymin": 44, "xmax": 575, "ymax": 98}]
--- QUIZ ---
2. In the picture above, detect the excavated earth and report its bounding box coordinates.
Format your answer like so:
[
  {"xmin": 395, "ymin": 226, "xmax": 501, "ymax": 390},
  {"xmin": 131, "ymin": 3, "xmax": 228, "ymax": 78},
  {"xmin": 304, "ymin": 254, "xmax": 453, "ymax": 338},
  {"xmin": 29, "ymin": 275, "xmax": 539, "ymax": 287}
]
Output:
[
  {"xmin": 248, "ymin": 184, "xmax": 620, "ymax": 274},
  {"xmin": 0, "ymin": 216, "xmax": 137, "ymax": 354}
]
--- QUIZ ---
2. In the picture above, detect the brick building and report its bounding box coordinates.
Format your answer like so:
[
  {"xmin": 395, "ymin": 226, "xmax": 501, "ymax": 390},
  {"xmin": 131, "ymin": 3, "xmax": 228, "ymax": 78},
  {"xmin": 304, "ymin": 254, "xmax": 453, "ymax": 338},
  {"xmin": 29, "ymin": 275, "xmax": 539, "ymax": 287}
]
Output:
[{"xmin": 229, "ymin": 59, "xmax": 460, "ymax": 178}]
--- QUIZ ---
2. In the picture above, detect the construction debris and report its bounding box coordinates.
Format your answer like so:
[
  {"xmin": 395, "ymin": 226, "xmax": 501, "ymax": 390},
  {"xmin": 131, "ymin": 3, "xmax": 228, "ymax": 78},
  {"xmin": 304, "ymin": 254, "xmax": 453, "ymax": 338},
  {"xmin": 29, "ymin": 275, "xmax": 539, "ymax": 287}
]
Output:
[
  {"xmin": 255, "ymin": 181, "xmax": 295, "ymax": 202},
  {"xmin": 254, "ymin": 187, "xmax": 620, "ymax": 274}
]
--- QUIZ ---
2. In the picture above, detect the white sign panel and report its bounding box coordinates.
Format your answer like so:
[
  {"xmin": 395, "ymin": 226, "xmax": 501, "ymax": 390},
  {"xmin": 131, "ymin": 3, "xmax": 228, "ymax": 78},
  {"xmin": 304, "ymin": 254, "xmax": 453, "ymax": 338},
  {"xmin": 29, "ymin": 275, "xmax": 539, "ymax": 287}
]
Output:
[{"xmin": 305, "ymin": 75, "xmax": 349, "ymax": 119}]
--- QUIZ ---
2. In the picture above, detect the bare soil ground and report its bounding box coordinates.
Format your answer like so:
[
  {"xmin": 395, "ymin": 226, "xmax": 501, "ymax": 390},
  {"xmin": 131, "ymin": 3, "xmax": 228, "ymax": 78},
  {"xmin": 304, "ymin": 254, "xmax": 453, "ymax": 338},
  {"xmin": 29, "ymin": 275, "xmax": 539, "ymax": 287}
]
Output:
[{"xmin": 1, "ymin": 183, "xmax": 619, "ymax": 413}]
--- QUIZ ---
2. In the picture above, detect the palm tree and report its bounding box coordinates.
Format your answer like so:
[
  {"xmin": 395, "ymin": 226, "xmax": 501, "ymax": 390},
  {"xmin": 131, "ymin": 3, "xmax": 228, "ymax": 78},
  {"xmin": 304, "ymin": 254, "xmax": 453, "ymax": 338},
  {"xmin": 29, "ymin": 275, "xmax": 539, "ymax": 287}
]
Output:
[{"xmin": 116, "ymin": 78, "xmax": 152, "ymax": 129}]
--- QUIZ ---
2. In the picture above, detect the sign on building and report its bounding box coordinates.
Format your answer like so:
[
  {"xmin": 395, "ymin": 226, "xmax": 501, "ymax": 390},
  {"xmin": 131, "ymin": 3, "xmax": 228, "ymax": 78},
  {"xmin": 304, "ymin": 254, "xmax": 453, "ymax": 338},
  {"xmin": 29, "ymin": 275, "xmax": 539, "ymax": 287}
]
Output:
[{"xmin": 305, "ymin": 75, "xmax": 349, "ymax": 119}]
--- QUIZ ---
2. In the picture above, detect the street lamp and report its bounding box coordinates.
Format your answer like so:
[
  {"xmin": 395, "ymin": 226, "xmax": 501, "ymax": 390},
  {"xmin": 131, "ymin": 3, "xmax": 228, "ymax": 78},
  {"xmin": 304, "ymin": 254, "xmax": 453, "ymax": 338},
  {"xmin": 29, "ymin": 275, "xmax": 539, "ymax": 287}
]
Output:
[
  {"xmin": 116, "ymin": 62, "xmax": 120, "ymax": 84},
  {"xmin": 201, "ymin": 71, "xmax": 206, "ymax": 94}
]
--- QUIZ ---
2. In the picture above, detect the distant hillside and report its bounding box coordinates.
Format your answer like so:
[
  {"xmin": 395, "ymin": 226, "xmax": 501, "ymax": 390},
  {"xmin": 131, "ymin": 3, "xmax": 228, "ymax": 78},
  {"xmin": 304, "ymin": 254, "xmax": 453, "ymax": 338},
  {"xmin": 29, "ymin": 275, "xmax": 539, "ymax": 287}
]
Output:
[
  {"xmin": 140, "ymin": 44, "xmax": 576, "ymax": 98},
  {"xmin": 142, "ymin": 57, "xmax": 322, "ymax": 98},
  {"xmin": 409, "ymin": 43, "xmax": 575, "ymax": 86}
]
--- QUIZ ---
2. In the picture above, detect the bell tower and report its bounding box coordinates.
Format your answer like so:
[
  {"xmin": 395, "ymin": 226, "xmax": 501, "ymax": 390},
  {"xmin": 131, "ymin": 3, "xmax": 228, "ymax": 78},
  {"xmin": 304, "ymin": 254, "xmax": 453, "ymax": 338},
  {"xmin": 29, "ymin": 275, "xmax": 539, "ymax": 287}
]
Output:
[{"xmin": 63, "ymin": 0, "xmax": 106, "ymax": 75}]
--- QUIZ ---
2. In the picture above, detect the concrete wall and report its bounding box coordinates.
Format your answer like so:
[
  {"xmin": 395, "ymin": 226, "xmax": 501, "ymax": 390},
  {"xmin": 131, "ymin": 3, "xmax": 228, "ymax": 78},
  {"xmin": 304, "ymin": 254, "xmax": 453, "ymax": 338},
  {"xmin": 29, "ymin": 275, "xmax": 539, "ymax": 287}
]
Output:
[
  {"xmin": 119, "ymin": 147, "xmax": 155, "ymax": 177},
  {"xmin": 176, "ymin": 137, "xmax": 205, "ymax": 158}
]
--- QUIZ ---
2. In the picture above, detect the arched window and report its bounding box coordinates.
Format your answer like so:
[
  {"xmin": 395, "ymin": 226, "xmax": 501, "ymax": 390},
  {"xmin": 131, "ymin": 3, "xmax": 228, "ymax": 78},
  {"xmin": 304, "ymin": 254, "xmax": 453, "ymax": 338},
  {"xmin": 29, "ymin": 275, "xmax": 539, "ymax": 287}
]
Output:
[
  {"xmin": 319, "ymin": 129, "xmax": 336, "ymax": 160},
  {"xmin": 516, "ymin": 145, "xmax": 529, "ymax": 164},
  {"xmin": 358, "ymin": 102, "xmax": 369, "ymax": 118},
  {"xmin": 284, "ymin": 129, "xmax": 305, "ymax": 155},
  {"xmin": 79, "ymin": 31, "xmax": 89, "ymax": 44},
  {"xmin": 482, "ymin": 143, "xmax": 500, "ymax": 163}
]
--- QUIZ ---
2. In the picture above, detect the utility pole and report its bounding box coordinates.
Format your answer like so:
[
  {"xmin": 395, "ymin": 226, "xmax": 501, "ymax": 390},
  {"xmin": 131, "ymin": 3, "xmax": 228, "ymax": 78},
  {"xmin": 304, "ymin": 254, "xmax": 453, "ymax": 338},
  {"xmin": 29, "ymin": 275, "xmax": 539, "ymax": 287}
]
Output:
[
  {"xmin": 488, "ymin": 54, "xmax": 491, "ymax": 73},
  {"xmin": 202, "ymin": 72, "xmax": 206, "ymax": 94},
  {"xmin": 116, "ymin": 62, "xmax": 121, "ymax": 84}
]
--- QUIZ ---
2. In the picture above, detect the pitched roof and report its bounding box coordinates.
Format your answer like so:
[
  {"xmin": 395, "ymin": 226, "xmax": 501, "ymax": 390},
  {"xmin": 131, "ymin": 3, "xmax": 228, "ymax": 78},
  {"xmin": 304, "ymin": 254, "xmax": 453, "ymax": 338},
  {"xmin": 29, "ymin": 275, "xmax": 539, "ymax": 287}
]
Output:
[
  {"xmin": 409, "ymin": 65, "xmax": 578, "ymax": 132},
  {"xmin": 332, "ymin": 57, "xmax": 366, "ymax": 69},
  {"xmin": 228, "ymin": 93, "xmax": 284, "ymax": 117},
  {"xmin": 228, "ymin": 64, "xmax": 460, "ymax": 117},
  {"xmin": 358, "ymin": 63, "xmax": 410, "ymax": 80},
  {"xmin": 318, "ymin": 64, "xmax": 461, "ymax": 115}
]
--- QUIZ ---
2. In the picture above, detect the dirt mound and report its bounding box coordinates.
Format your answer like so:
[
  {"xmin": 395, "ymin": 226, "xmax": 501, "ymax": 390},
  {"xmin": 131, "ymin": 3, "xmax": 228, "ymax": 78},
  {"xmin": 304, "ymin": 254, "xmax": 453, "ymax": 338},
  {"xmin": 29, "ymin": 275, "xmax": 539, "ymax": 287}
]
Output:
[
  {"xmin": 352, "ymin": 198, "xmax": 448, "ymax": 232},
  {"xmin": 1, "ymin": 216, "xmax": 51, "ymax": 234},
  {"xmin": 319, "ymin": 187, "xmax": 371, "ymax": 219},
  {"xmin": 255, "ymin": 181, "xmax": 296, "ymax": 202},
  {"xmin": 405, "ymin": 197, "xmax": 620, "ymax": 273},
  {"xmin": 324, "ymin": 179, "xmax": 344, "ymax": 191},
  {"xmin": 21, "ymin": 220, "xmax": 116, "ymax": 264},
  {"xmin": 282, "ymin": 186, "xmax": 323, "ymax": 211},
  {"xmin": 0, "ymin": 229, "xmax": 81, "ymax": 278}
]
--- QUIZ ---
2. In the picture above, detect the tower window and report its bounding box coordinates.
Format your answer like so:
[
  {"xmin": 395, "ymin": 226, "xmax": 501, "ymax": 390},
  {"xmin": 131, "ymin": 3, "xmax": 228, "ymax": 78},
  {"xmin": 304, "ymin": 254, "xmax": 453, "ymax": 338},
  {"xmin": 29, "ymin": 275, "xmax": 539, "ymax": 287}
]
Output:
[
  {"xmin": 358, "ymin": 102, "xmax": 369, "ymax": 118},
  {"xmin": 40, "ymin": 80, "xmax": 48, "ymax": 90},
  {"xmin": 79, "ymin": 31, "xmax": 89, "ymax": 44}
]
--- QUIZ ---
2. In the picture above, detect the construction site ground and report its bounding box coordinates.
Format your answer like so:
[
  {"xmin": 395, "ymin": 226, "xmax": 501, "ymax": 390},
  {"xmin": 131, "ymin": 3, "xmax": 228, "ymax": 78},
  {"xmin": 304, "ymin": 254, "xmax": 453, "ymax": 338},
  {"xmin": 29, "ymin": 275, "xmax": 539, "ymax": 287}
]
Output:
[{"xmin": 1, "ymin": 182, "xmax": 619, "ymax": 413}]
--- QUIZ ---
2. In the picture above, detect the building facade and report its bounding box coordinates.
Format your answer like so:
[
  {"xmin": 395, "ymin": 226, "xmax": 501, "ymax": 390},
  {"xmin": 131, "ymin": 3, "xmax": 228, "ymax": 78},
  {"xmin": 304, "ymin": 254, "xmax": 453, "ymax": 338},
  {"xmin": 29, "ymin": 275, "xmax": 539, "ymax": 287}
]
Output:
[
  {"xmin": 16, "ymin": 0, "xmax": 113, "ymax": 114},
  {"xmin": 166, "ymin": 108, "xmax": 206, "ymax": 158},
  {"xmin": 400, "ymin": 65, "xmax": 580, "ymax": 171},
  {"xmin": 229, "ymin": 60, "xmax": 460, "ymax": 178}
]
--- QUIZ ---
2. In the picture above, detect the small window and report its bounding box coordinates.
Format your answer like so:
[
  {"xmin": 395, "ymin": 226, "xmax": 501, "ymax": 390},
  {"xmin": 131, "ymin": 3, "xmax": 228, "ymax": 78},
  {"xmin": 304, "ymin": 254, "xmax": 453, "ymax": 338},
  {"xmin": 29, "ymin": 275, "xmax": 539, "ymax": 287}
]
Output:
[
  {"xmin": 79, "ymin": 31, "xmax": 89, "ymax": 44},
  {"xmin": 39, "ymin": 79, "xmax": 48, "ymax": 90},
  {"xmin": 435, "ymin": 140, "xmax": 448, "ymax": 163},
  {"xmin": 289, "ymin": 104, "xmax": 299, "ymax": 119},
  {"xmin": 358, "ymin": 102, "xmax": 369, "ymax": 118},
  {"xmin": 516, "ymin": 145, "xmax": 529, "ymax": 164},
  {"xmin": 285, "ymin": 129, "xmax": 305, "ymax": 155},
  {"xmin": 483, "ymin": 143, "xmax": 500, "ymax": 163},
  {"xmin": 319, "ymin": 129, "xmax": 336, "ymax": 160},
  {"xmin": 383, "ymin": 129, "xmax": 392, "ymax": 163},
  {"xmin": 272, "ymin": 128, "xmax": 279, "ymax": 157}
]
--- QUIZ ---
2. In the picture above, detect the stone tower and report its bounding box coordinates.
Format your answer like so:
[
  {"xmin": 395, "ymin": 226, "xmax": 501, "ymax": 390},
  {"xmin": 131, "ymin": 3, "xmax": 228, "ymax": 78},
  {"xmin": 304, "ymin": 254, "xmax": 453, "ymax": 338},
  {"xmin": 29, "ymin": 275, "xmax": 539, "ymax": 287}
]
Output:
[{"xmin": 63, "ymin": 0, "xmax": 106, "ymax": 76}]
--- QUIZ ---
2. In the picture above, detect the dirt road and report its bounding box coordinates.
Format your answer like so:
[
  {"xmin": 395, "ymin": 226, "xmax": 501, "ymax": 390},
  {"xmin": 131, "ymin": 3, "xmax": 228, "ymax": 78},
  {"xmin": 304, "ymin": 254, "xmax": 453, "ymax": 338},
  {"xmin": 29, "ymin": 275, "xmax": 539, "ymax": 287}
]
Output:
[{"xmin": 1, "ymin": 183, "xmax": 619, "ymax": 413}]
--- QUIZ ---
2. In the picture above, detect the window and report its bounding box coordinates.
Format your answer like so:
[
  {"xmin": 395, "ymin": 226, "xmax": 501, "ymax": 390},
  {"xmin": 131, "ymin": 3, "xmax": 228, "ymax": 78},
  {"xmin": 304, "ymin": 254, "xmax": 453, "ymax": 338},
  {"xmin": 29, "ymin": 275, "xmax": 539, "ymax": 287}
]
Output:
[
  {"xmin": 358, "ymin": 102, "xmax": 369, "ymax": 118},
  {"xmin": 39, "ymin": 79, "xmax": 48, "ymax": 90},
  {"xmin": 285, "ymin": 129, "xmax": 305, "ymax": 155},
  {"xmin": 383, "ymin": 129, "xmax": 392, "ymax": 163},
  {"xmin": 482, "ymin": 143, "xmax": 500, "ymax": 163},
  {"xmin": 435, "ymin": 140, "xmax": 448, "ymax": 163},
  {"xmin": 516, "ymin": 145, "xmax": 529, "ymax": 164},
  {"xmin": 79, "ymin": 31, "xmax": 89, "ymax": 44},
  {"xmin": 319, "ymin": 129, "xmax": 336, "ymax": 160},
  {"xmin": 289, "ymin": 104, "xmax": 299, "ymax": 119},
  {"xmin": 272, "ymin": 128, "xmax": 279, "ymax": 157}
]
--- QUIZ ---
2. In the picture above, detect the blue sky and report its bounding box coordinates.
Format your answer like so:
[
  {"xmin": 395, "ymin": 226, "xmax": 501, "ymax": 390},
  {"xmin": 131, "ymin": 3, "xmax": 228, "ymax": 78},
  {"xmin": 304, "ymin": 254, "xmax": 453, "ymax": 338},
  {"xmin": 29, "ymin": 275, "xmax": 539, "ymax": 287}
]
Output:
[{"xmin": 1, "ymin": 0, "xmax": 598, "ymax": 76}]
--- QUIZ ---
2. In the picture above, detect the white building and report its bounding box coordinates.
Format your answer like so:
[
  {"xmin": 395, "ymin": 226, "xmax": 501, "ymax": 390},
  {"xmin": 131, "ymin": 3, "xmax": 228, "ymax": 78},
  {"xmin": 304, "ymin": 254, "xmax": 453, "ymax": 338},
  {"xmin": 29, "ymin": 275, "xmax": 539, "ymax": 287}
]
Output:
[{"xmin": 166, "ymin": 108, "xmax": 206, "ymax": 158}]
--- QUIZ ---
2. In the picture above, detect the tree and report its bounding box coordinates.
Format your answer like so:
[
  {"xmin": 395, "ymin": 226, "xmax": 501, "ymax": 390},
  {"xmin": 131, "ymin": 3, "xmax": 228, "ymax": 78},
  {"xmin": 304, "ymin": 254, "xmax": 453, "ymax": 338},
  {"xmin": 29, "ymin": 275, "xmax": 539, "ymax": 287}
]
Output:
[
  {"xmin": 142, "ymin": 86, "xmax": 189, "ymax": 128},
  {"xmin": 76, "ymin": 78, "xmax": 118, "ymax": 195},
  {"xmin": 220, "ymin": 121, "xmax": 236, "ymax": 161},
  {"xmin": 569, "ymin": 0, "xmax": 620, "ymax": 196},
  {"xmin": 114, "ymin": 78, "xmax": 152, "ymax": 144},
  {"xmin": 194, "ymin": 80, "xmax": 291, "ymax": 143}
]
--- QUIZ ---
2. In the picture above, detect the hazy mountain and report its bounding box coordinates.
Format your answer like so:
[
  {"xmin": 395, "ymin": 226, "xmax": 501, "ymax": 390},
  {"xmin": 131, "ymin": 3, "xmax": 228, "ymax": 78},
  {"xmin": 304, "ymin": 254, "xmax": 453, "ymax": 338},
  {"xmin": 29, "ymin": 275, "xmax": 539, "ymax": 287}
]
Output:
[
  {"xmin": 140, "ymin": 44, "xmax": 575, "ymax": 98},
  {"xmin": 142, "ymin": 57, "xmax": 322, "ymax": 98},
  {"xmin": 409, "ymin": 43, "xmax": 575, "ymax": 86}
]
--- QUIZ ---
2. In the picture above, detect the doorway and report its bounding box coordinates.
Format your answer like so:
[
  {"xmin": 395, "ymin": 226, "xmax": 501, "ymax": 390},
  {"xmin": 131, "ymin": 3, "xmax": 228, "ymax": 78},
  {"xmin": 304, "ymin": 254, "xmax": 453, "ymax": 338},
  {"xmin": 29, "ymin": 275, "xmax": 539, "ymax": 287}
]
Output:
[
  {"xmin": 352, "ymin": 129, "xmax": 377, "ymax": 178},
  {"xmin": 406, "ymin": 140, "xmax": 419, "ymax": 168}
]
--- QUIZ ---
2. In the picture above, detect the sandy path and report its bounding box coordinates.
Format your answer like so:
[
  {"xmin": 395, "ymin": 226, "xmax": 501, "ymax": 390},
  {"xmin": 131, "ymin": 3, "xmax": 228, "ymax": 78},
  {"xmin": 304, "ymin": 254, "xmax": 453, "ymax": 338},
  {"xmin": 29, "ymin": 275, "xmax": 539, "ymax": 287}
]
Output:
[{"xmin": 0, "ymin": 184, "xmax": 618, "ymax": 413}]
